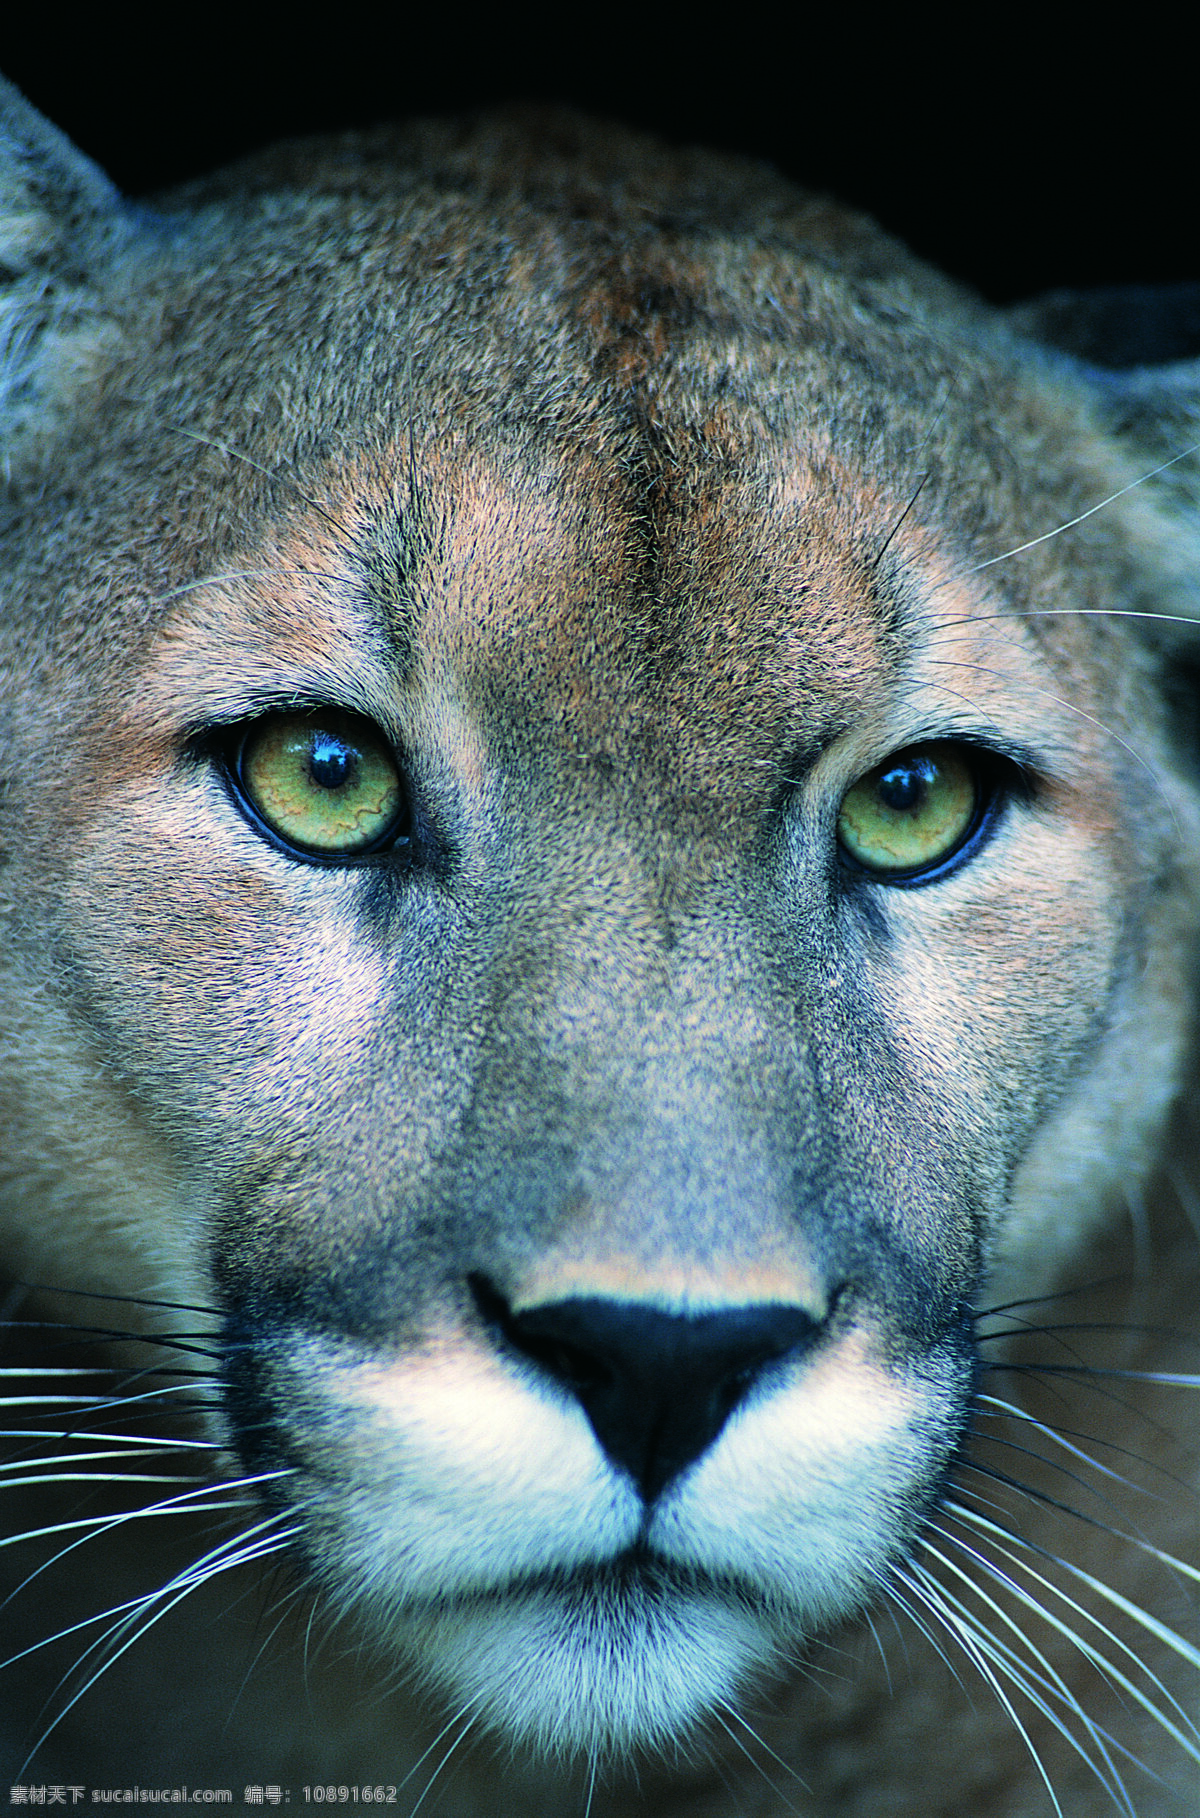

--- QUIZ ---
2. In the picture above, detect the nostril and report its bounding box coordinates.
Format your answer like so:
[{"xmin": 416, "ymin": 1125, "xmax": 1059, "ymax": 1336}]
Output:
[{"xmin": 468, "ymin": 1273, "xmax": 823, "ymax": 1504}]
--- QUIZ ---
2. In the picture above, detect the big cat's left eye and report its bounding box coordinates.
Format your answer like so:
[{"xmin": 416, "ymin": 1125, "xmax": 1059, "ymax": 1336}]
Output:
[
  {"xmin": 225, "ymin": 708, "xmax": 409, "ymax": 861},
  {"xmin": 837, "ymin": 742, "xmax": 994, "ymax": 883}
]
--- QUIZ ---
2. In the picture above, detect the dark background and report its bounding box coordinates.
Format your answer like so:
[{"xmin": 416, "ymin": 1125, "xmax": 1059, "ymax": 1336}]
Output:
[{"xmin": 3, "ymin": 18, "xmax": 1190, "ymax": 304}]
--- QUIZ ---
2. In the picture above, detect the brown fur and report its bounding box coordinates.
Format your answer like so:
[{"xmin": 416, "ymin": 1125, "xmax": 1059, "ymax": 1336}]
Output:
[{"xmin": 2, "ymin": 80, "xmax": 1200, "ymax": 1815}]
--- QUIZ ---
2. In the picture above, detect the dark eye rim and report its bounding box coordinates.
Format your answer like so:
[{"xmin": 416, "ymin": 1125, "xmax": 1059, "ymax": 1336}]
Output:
[
  {"xmin": 836, "ymin": 740, "xmax": 1016, "ymax": 889},
  {"xmin": 214, "ymin": 706, "xmax": 412, "ymax": 867}
]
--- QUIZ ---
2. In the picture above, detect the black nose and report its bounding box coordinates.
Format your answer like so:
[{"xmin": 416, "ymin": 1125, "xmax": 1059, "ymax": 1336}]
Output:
[{"xmin": 470, "ymin": 1276, "xmax": 821, "ymax": 1503}]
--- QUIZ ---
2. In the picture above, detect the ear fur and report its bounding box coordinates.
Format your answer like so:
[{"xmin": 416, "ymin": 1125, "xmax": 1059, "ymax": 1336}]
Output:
[
  {"xmin": 1007, "ymin": 282, "xmax": 1200, "ymax": 473},
  {"xmin": 0, "ymin": 75, "xmax": 128, "ymax": 449},
  {"xmin": 1007, "ymin": 281, "xmax": 1200, "ymax": 372},
  {"xmin": 1006, "ymin": 283, "xmax": 1200, "ymax": 673}
]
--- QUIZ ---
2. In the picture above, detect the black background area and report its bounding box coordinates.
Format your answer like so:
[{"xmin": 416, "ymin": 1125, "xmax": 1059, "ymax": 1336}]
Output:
[{"xmin": 3, "ymin": 17, "xmax": 1190, "ymax": 306}]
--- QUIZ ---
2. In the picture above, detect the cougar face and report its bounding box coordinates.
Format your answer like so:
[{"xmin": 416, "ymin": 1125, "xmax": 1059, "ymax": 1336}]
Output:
[{"xmin": 2, "ymin": 82, "xmax": 1199, "ymax": 1813}]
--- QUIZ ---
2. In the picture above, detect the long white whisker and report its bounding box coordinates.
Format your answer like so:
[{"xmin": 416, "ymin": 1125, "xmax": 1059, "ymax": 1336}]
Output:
[
  {"xmin": 146, "ymin": 567, "xmax": 341, "ymax": 608},
  {"xmin": 973, "ymin": 1393, "xmax": 1142, "ymax": 1488},
  {"xmin": 23, "ymin": 1556, "xmax": 297, "ymax": 1777},
  {"xmin": 894, "ymin": 1558, "xmax": 1074, "ymax": 1817},
  {"xmin": 1, "ymin": 1471, "xmax": 291, "ymax": 1604},
  {"xmin": 4, "ymin": 1503, "xmax": 296, "ymax": 1681},
  {"xmin": 0, "ymin": 1380, "xmax": 220, "ymax": 1416},
  {"xmin": 711, "ymin": 1696, "xmax": 812, "ymax": 1808},
  {"xmin": 941, "ymin": 1500, "xmax": 1200, "ymax": 1755},
  {"xmin": 939, "ymin": 605, "xmax": 1200, "ymax": 634},
  {"xmin": 0, "ymin": 1470, "xmax": 214, "ymax": 1495},
  {"xmin": 400, "ymin": 1706, "xmax": 478, "ymax": 1818},
  {"xmin": 917, "ymin": 1537, "xmax": 1130, "ymax": 1764},
  {"xmin": 18, "ymin": 1510, "xmax": 301, "ymax": 1774},
  {"xmin": 877, "ymin": 1569, "xmax": 972, "ymax": 1687},
  {"xmin": 913, "ymin": 1542, "xmax": 1150, "ymax": 1814},
  {"xmin": 927, "ymin": 655, "xmax": 1175, "ymax": 814},
  {"xmin": 951, "ymin": 1499, "xmax": 1200, "ymax": 1659},
  {"xmin": 970, "ymin": 442, "xmax": 1200, "ymax": 571},
  {"xmin": 580, "ymin": 1750, "xmax": 598, "ymax": 1818},
  {"xmin": 168, "ymin": 425, "xmax": 347, "ymax": 534},
  {"xmin": 0, "ymin": 1489, "xmax": 266, "ymax": 1551},
  {"xmin": 0, "ymin": 1431, "xmax": 219, "ymax": 1455}
]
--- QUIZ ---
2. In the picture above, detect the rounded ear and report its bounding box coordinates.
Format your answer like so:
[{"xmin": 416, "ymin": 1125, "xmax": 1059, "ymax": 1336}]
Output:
[
  {"xmin": 1008, "ymin": 283, "xmax": 1200, "ymax": 710},
  {"xmin": 1007, "ymin": 282, "xmax": 1200, "ymax": 470},
  {"xmin": 0, "ymin": 74, "xmax": 130, "ymax": 442},
  {"xmin": 0, "ymin": 76, "xmax": 121, "ymax": 251},
  {"xmin": 1006, "ymin": 282, "xmax": 1200, "ymax": 371}
]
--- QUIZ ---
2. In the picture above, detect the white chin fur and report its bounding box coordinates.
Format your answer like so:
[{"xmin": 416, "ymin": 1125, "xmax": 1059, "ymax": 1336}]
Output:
[{"xmin": 403, "ymin": 1577, "xmax": 787, "ymax": 1760}]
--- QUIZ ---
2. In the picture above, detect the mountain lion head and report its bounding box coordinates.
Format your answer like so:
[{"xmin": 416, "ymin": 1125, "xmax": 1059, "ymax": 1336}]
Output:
[{"xmin": 2, "ymin": 78, "xmax": 1199, "ymax": 1814}]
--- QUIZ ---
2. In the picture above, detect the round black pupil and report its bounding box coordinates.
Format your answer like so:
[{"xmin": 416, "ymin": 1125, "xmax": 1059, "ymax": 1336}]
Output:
[
  {"xmin": 877, "ymin": 759, "xmax": 930, "ymax": 813},
  {"xmin": 307, "ymin": 732, "xmax": 357, "ymax": 791}
]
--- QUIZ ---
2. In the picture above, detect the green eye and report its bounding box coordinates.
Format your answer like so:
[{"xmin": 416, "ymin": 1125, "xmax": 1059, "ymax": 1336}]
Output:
[
  {"xmin": 837, "ymin": 743, "xmax": 982, "ymax": 879},
  {"xmin": 234, "ymin": 709, "xmax": 407, "ymax": 858}
]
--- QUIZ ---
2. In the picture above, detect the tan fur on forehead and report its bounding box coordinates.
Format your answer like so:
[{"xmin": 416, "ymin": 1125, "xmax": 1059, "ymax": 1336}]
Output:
[
  {"xmin": 111, "ymin": 425, "xmax": 918, "ymax": 841},
  {"xmin": 144, "ymin": 502, "xmax": 410, "ymax": 718},
  {"xmin": 421, "ymin": 443, "xmax": 904, "ymax": 741}
]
